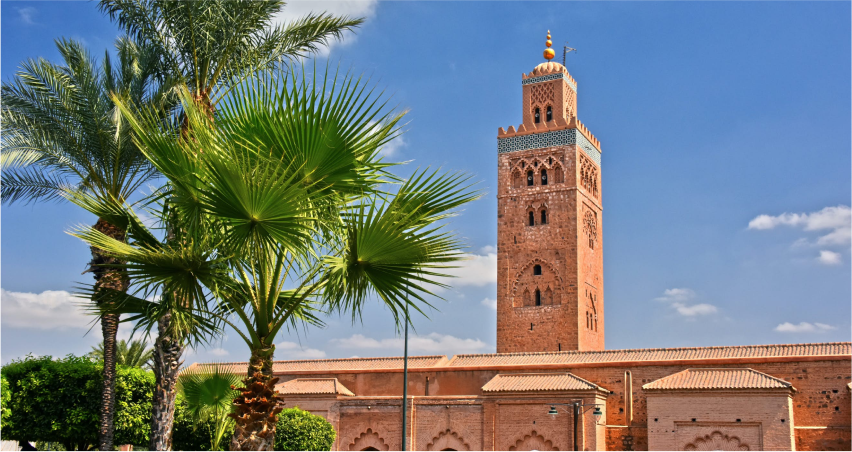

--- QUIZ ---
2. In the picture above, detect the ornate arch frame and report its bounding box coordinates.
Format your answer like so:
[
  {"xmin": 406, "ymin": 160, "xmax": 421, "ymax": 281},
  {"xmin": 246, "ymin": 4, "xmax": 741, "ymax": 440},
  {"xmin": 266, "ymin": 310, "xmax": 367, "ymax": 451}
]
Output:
[
  {"xmin": 683, "ymin": 431, "xmax": 750, "ymax": 451},
  {"xmin": 508, "ymin": 430, "xmax": 558, "ymax": 451},
  {"xmin": 425, "ymin": 429, "xmax": 471, "ymax": 451},
  {"xmin": 347, "ymin": 428, "xmax": 390, "ymax": 451}
]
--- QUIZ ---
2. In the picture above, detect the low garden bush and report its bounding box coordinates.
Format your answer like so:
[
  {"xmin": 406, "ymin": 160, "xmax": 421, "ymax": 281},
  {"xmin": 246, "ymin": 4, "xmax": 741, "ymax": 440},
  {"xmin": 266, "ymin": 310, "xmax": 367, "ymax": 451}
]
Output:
[{"xmin": 274, "ymin": 407, "xmax": 336, "ymax": 451}]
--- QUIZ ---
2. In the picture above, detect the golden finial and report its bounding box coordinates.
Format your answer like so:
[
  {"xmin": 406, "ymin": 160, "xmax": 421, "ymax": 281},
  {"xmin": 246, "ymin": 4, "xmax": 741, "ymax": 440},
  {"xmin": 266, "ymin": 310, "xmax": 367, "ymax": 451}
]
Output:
[{"xmin": 543, "ymin": 30, "xmax": 555, "ymax": 61}]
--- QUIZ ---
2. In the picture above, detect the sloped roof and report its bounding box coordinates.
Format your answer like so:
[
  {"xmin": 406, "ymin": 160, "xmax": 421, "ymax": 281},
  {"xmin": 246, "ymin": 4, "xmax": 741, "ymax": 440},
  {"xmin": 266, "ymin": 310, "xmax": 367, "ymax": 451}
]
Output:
[
  {"xmin": 447, "ymin": 342, "xmax": 850, "ymax": 368},
  {"xmin": 187, "ymin": 342, "xmax": 849, "ymax": 375},
  {"xmin": 642, "ymin": 368, "xmax": 794, "ymax": 391},
  {"xmin": 482, "ymin": 373, "xmax": 605, "ymax": 393},
  {"xmin": 276, "ymin": 378, "xmax": 354, "ymax": 396},
  {"xmin": 187, "ymin": 355, "xmax": 449, "ymax": 375}
]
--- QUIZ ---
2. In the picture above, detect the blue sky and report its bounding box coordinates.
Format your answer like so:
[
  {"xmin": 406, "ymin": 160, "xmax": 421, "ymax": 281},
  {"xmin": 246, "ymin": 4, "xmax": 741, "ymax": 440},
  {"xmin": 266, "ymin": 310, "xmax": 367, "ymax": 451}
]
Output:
[{"xmin": 2, "ymin": 1, "xmax": 850, "ymax": 365}]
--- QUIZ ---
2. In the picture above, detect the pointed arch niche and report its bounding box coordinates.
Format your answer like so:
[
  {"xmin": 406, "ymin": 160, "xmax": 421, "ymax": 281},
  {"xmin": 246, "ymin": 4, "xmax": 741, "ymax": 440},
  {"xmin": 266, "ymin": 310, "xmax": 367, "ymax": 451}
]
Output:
[
  {"xmin": 426, "ymin": 429, "xmax": 471, "ymax": 451},
  {"xmin": 348, "ymin": 429, "xmax": 390, "ymax": 451},
  {"xmin": 508, "ymin": 431, "xmax": 558, "ymax": 451}
]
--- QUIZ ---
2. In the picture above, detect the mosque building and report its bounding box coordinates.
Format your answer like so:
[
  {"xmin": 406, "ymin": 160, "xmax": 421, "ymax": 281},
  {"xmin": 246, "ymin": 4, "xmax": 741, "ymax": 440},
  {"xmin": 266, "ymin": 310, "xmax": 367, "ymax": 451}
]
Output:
[{"xmin": 193, "ymin": 32, "xmax": 852, "ymax": 451}]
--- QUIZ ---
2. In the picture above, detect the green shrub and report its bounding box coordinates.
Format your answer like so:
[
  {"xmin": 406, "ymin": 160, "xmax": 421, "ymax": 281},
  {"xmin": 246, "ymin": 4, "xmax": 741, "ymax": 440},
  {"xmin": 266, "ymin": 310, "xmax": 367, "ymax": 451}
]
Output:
[
  {"xmin": 274, "ymin": 407, "xmax": 336, "ymax": 451},
  {"xmin": 0, "ymin": 354, "xmax": 154, "ymax": 449},
  {"xmin": 1, "ymin": 375, "xmax": 10, "ymax": 430}
]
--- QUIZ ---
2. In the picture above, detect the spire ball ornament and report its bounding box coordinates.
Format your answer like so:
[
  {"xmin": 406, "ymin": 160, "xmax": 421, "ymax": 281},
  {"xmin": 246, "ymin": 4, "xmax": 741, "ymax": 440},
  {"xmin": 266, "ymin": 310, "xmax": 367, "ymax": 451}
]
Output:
[{"xmin": 543, "ymin": 30, "xmax": 556, "ymax": 60}]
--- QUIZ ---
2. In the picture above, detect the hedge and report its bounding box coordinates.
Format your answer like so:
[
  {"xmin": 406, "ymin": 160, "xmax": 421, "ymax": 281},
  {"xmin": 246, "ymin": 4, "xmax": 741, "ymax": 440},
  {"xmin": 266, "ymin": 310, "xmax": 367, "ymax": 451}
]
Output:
[{"xmin": 274, "ymin": 407, "xmax": 336, "ymax": 451}]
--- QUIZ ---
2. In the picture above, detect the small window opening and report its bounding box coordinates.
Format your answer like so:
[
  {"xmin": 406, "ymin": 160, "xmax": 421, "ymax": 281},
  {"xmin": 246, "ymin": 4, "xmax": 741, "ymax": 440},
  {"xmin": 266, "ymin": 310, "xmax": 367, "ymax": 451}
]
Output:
[
  {"xmin": 534, "ymin": 108, "xmax": 541, "ymax": 124},
  {"xmin": 833, "ymin": 389, "xmax": 839, "ymax": 393},
  {"xmin": 619, "ymin": 408, "xmax": 624, "ymax": 413},
  {"xmin": 549, "ymin": 157, "xmax": 553, "ymax": 164},
  {"xmin": 835, "ymin": 406, "xmax": 840, "ymax": 411},
  {"xmin": 781, "ymin": 419, "xmax": 785, "ymax": 423},
  {"xmin": 528, "ymin": 211, "xmax": 535, "ymax": 226},
  {"xmin": 527, "ymin": 170, "xmax": 534, "ymax": 186},
  {"xmin": 691, "ymin": 419, "xmax": 696, "ymax": 422},
  {"xmin": 736, "ymin": 419, "xmax": 741, "ymax": 423},
  {"xmin": 654, "ymin": 418, "xmax": 658, "ymax": 422},
  {"xmin": 541, "ymin": 169, "xmax": 548, "ymax": 185},
  {"xmin": 530, "ymin": 323, "xmax": 534, "ymax": 330},
  {"xmin": 514, "ymin": 236, "xmax": 517, "ymax": 244},
  {"xmin": 533, "ymin": 265, "xmax": 542, "ymax": 275},
  {"xmin": 558, "ymin": 343, "xmax": 561, "ymax": 351},
  {"xmin": 541, "ymin": 210, "xmax": 547, "ymax": 224},
  {"xmin": 535, "ymin": 289, "xmax": 541, "ymax": 306},
  {"xmin": 546, "ymin": 106, "xmax": 552, "ymax": 122},
  {"xmin": 534, "ymin": 160, "xmax": 538, "ymax": 167}
]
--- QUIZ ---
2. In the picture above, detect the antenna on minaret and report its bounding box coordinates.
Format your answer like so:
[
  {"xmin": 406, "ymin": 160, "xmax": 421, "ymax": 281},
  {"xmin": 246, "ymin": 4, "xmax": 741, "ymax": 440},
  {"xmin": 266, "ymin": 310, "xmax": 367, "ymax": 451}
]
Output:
[{"xmin": 563, "ymin": 42, "xmax": 577, "ymax": 66}]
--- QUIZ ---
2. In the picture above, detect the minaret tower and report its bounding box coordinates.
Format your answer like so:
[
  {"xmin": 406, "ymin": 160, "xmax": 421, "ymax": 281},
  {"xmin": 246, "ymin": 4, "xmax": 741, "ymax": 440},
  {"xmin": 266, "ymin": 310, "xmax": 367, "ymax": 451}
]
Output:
[{"xmin": 496, "ymin": 31, "xmax": 604, "ymax": 353}]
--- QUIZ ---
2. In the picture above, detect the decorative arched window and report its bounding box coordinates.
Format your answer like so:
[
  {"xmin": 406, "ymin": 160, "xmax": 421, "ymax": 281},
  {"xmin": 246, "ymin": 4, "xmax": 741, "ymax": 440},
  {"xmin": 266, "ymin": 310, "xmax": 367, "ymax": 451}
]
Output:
[
  {"xmin": 541, "ymin": 169, "xmax": 548, "ymax": 185},
  {"xmin": 534, "ymin": 108, "xmax": 541, "ymax": 124},
  {"xmin": 535, "ymin": 289, "xmax": 541, "ymax": 306},
  {"xmin": 533, "ymin": 264, "xmax": 542, "ymax": 275},
  {"xmin": 527, "ymin": 170, "xmax": 534, "ymax": 186},
  {"xmin": 523, "ymin": 288, "xmax": 531, "ymax": 306},
  {"xmin": 546, "ymin": 106, "xmax": 552, "ymax": 122},
  {"xmin": 586, "ymin": 312, "xmax": 590, "ymax": 329},
  {"xmin": 545, "ymin": 287, "xmax": 553, "ymax": 305},
  {"xmin": 553, "ymin": 164, "xmax": 564, "ymax": 183},
  {"xmin": 541, "ymin": 210, "xmax": 547, "ymax": 225},
  {"xmin": 528, "ymin": 211, "xmax": 535, "ymax": 226},
  {"xmin": 594, "ymin": 314, "xmax": 598, "ymax": 331},
  {"xmin": 512, "ymin": 170, "xmax": 522, "ymax": 189}
]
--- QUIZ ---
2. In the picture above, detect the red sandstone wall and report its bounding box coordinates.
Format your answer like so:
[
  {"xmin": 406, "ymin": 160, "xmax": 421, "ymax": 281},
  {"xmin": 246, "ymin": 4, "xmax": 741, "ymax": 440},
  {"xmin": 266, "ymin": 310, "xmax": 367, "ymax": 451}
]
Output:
[{"xmin": 277, "ymin": 358, "xmax": 851, "ymax": 451}]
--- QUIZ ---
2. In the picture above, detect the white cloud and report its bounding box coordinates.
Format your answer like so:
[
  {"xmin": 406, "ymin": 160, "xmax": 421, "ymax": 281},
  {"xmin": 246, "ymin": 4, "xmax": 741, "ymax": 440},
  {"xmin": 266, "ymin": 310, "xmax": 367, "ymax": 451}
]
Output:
[
  {"xmin": 209, "ymin": 348, "xmax": 230, "ymax": 356},
  {"xmin": 277, "ymin": 341, "xmax": 327, "ymax": 359},
  {"xmin": 654, "ymin": 288, "xmax": 696, "ymax": 302},
  {"xmin": 818, "ymin": 250, "xmax": 842, "ymax": 265},
  {"xmin": 479, "ymin": 245, "xmax": 497, "ymax": 254},
  {"xmin": 748, "ymin": 205, "xmax": 851, "ymax": 247},
  {"xmin": 1, "ymin": 289, "xmax": 91, "ymax": 330},
  {"xmin": 17, "ymin": 7, "xmax": 36, "ymax": 25},
  {"xmin": 671, "ymin": 302, "xmax": 718, "ymax": 317},
  {"xmin": 330, "ymin": 332, "xmax": 488, "ymax": 355},
  {"xmin": 379, "ymin": 132, "xmax": 406, "ymax": 158},
  {"xmin": 272, "ymin": 1, "xmax": 379, "ymax": 57},
  {"xmin": 775, "ymin": 322, "xmax": 837, "ymax": 333},
  {"xmin": 654, "ymin": 288, "xmax": 718, "ymax": 317},
  {"xmin": 437, "ymin": 251, "xmax": 497, "ymax": 288},
  {"xmin": 480, "ymin": 297, "xmax": 497, "ymax": 310}
]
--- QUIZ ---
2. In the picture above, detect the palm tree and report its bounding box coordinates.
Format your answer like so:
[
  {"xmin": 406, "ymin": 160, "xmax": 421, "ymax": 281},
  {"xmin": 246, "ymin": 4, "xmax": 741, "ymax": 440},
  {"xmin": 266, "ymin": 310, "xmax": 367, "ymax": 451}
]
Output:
[
  {"xmin": 90, "ymin": 339, "xmax": 155, "ymax": 368},
  {"xmin": 75, "ymin": 67, "xmax": 480, "ymax": 450},
  {"xmin": 1, "ymin": 37, "xmax": 167, "ymax": 451},
  {"xmin": 98, "ymin": 0, "xmax": 362, "ymax": 119},
  {"xmin": 177, "ymin": 364, "xmax": 242, "ymax": 451},
  {"xmin": 93, "ymin": 3, "xmax": 363, "ymax": 449}
]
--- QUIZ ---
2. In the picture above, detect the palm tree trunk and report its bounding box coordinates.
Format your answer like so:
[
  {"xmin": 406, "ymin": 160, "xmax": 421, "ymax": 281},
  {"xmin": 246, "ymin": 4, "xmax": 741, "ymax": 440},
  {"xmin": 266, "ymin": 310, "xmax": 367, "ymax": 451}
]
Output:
[
  {"xmin": 90, "ymin": 218, "xmax": 128, "ymax": 452},
  {"xmin": 229, "ymin": 345, "xmax": 282, "ymax": 451},
  {"xmin": 149, "ymin": 312, "xmax": 184, "ymax": 451}
]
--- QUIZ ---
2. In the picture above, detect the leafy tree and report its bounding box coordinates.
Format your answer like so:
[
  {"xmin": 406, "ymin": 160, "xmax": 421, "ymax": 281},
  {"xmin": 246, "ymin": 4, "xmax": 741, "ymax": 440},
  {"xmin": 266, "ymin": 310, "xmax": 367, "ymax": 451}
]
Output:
[
  {"xmin": 177, "ymin": 364, "xmax": 241, "ymax": 450},
  {"xmin": 75, "ymin": 66, "xmax": 480, "ymax": 450},
  {"xmin": 0, "ymin": 354, "xmax": 154, "ymax": 450},
  {"xmin": 0, "ymin": 37, "xmax": 168, "ymax": 451},
  {"xmin": 274, "ymin": 407, "xmax": 335, "ymax": 451},
  {"xmin": 90, "ymin": 339, "xmax": 155, "ymax": 369},
  {"xmin": 92, "ymin": 3, "xmax": 364, "ymax": 449},
  {"xmin": 1, "ymin": 375, "xmax": 10, "ymax": 430}
]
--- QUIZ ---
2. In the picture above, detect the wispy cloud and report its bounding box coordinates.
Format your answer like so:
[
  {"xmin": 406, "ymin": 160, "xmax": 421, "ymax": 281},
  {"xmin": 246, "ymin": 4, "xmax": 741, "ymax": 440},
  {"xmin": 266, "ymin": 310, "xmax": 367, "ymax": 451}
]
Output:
[
  {"xmin": 748, "ymin": 205, "xmax": 851, "ymax": 247},
  {"xmin": 817, "ymin": 250, "xmax": 842, "ymax": 265},
  {"xmin": 272, "ymin": 1, "xmax": 379, "ymax": 57},
  {"xmin": 330, "ymin": 332, "xmax": 488, "ymax": 355},
  {"xmin": 480, "ymin": 297, "xmax": 497, "ymax": 310},
  {"xmin": 436, "ymin": 248, "xmax": 497, "ymax": 288},
  {"xmin": 1, "ymin": 289, "xmax": 90, "ymax": 330},
  {"xmin": 774, "ymin": 322, "xmax": 836, "ymax": 333},
  {"xmin": 277, "ymin": 341, "xmax": 327, "ymax": 359},
  {"xmin": 17, "ymin": 7, "xmax": 37, "ymax": 25},
  {"xmin": 655, "ymin": 288, "xmax": 718, "ymax": 317},
  {"xmin": 208, "ymin": 348, "xmax": 230, "ymax": 356}
]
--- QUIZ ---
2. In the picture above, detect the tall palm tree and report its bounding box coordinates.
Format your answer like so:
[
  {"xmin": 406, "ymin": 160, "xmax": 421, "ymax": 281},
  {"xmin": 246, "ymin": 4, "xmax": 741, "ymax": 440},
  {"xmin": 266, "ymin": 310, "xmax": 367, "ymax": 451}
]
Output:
[
  {"xmin": 1, "ymin": 38, "xmax": 167, "ymax": 451},
  {"xmin": 94, "ymin": 3, "xmax": 363, "ymax": 449},
  {"xmin": 75, "ymin": 67, "xmax": 480, "ymax": 450},
  {"xmin": 90, "ymin": 339, "xmax": 155, "ymax": 368}
]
